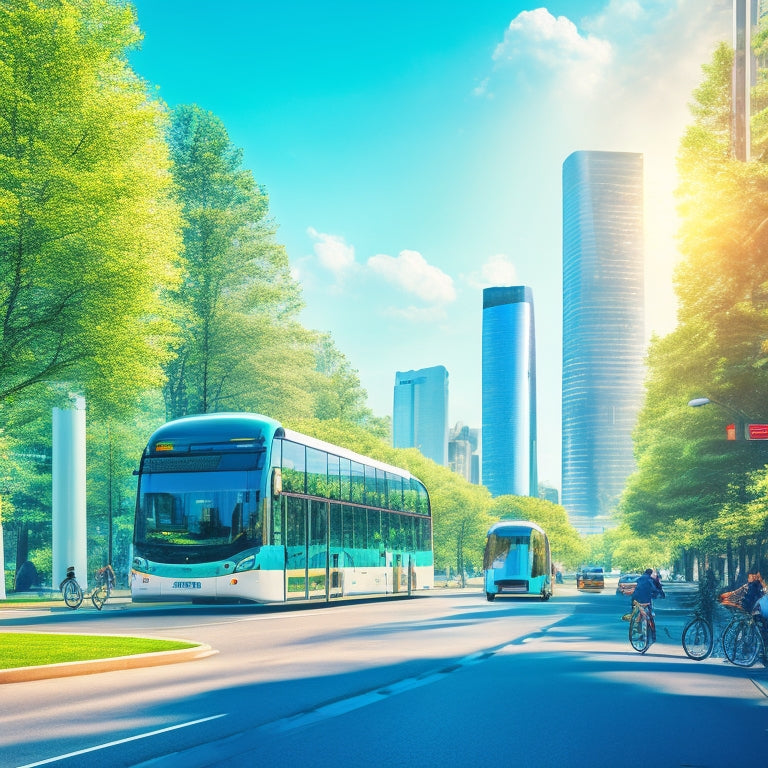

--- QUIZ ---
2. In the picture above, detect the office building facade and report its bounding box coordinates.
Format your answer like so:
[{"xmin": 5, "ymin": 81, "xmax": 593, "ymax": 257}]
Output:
[
  {"xmin": 393, "ymin": 365, "xmax": 449, "ymax": 465},
  {"xmin": 481, "ymin": 286, "xmax": 538, "ymax": 497},
  {"xmin": 561, "ymin": 150, "xmax": 645, "ymax": 533}
]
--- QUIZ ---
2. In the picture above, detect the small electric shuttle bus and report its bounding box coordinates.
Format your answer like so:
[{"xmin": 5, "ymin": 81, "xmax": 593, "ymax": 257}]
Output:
[
  {"xmin": 131, "ymin": 413, "xmax": 433, "ymax": 604},
  {"xmin": 483, "ymin": 520, "xmax": 552, "ymax": 601}
]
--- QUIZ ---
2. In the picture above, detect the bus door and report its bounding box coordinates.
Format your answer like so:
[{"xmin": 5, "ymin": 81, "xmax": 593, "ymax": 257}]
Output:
[
  {"xmin": 308, "ymin": 499, "xmax": 329, "ymax": 601},
  {"xmin": 285, "ymin": 496, "xmax": 307, "ymax": 601}
]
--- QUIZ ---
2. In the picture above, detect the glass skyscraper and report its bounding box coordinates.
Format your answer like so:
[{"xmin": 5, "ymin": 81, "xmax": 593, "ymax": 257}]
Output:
[
  {"xmin": 392, "ymin": 365, "xmax": 448, "ymax": 466},
  {"xmin": 481, "ymin": 286, "xmax": 538, "ymax": 497},
  {"xmin": 561, "ymin": 150, "xmax": 645, "ymax": 533}
]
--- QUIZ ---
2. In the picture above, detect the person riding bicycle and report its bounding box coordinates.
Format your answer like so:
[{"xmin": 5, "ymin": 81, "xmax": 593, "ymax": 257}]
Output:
[{"xmin": 632, "ymin": 568, "xmax": 665, "ymax": 644}]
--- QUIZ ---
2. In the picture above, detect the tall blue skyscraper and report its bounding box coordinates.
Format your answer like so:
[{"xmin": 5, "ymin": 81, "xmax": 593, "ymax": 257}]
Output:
[
  {"xmin": 481, "ymin": 286, "xmax": 538, "ymax": 497},
  {"xmin": 562, "ymin": 150, "xmax": 645, "ymax": 534},
  {"xmin": 392, "ymin": 365, "xmax": 448, "ymax": 465}
]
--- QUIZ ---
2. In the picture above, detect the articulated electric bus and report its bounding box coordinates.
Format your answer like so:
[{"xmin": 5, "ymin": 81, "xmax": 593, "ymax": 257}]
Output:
[
  {"xmin": 131, "ymin": 413, "xmax": 433, "ymax": 603},
  {"xmin": 483, "ymin": 520, "xmax": 552, "ymax": 601}
]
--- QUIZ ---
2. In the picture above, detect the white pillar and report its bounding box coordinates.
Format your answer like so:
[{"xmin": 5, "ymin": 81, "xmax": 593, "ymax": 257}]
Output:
[{"xmin": 52, "ymin": 395, "xmax": 87, "ymax": 590}]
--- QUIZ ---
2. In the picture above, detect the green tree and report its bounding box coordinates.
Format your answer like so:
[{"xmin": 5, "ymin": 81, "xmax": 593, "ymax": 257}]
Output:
[
  {"xmin": 0, "ymin": 0, "xmax": 182, "ymax": 412},
  {"xmin": 620, "ymin": 41, "xmax": 768, "ymax": 576},
  {"xmin": 312, "ymin": 334, "xmax": 389, "ymax": 437},
  {"xmin": 163, "ymin": 104, "xmax": 311, "ymax": 420}
]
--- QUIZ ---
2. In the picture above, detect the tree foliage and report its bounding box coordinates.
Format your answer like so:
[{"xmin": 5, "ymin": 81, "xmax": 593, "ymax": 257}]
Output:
[
  {"xmin": 0, "ymin": 0, "xmax": 182, "ymax": 413},
  {"xmin": 163, "ymin": 104, "xmax": 311, "ymax": 420},
  {"xmin": 619, "ymin": 41, "xmax": 768, "ymax": 577}
]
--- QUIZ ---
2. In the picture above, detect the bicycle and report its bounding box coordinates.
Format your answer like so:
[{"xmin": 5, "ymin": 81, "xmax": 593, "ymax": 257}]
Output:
[
  {"xmin": 682, "ymin": 573, "xmax": 718, "ymax": 660},
  {"xmin": 682, "ymin": 608, "xmax": 714, "ymax": 660},
  {"xmin": 722, "ymin": 609, "xmax": 765, "ymax": 667},
  {"xmin": 59, "ymin": 566, "xmax": 83, "ymax": 609},
  {"xmin": 629, "ymin": 600, "xmax": 655, "ymax": 653},
  {"xmin": 59, "ymin": 565, "xmax": 116, "ymax": 610},
  {"xmin": 90, "ymin": 565, "xmax": 115, "ymax": 610}
]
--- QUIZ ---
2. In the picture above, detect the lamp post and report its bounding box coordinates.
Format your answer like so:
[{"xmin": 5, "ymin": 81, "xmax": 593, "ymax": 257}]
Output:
[{"xmin": 687, "ymin": 397, "xmax": 752, "ymax": 441}]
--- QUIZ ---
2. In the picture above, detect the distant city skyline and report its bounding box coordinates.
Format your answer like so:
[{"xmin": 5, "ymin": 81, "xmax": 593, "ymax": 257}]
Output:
[
  {"xmin": 561, "ymin": 151, "xmax": 645, "ymax": 533},
  {"xmin": 129, "ymin": 2, "xmax": 732, "ymax": 490}
]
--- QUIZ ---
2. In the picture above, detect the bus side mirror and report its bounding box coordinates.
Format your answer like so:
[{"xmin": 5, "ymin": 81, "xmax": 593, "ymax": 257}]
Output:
[{"xmin": 272, "ymin": 468, "xmax": 282, "ymax": 498}]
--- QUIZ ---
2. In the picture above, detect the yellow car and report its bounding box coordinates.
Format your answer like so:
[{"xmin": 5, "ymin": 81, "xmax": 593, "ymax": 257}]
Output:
[{"xmin": 577, "ymin": 567, "xmax": 605, "ymax": 591}]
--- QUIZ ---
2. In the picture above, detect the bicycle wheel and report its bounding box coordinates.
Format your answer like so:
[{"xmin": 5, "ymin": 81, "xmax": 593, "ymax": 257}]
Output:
[
  {"xmin": 726, "ymin": 619, "xmax": 763, "ymax": 667},
  {"xmin": 91, "ymin": 585, "xmax": 107, "ymax": 610},
  {"xmin": 62, "ymin": 579, "xmax": 83, "ymax": 609},
  {"xmin": 722, "ymin": 615, "xmax": 749, "ymax": 663},
  {"xmin": 629, "ymin": 612, "xmax": 650, "ymax": 653},
  {"xmin": 682, "ymin": 616, "xmax": 713, "ymax": 660}
]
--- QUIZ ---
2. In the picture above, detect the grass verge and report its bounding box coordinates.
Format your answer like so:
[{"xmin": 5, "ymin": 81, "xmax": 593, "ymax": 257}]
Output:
[{"xmin": 0, "ymin": 632, "xmax": 197, "ymax": 669}]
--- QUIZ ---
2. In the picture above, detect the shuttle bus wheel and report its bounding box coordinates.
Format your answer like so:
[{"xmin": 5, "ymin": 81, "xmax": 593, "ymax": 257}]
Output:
[{"xmin": 486, "ymin": 592, "xmax": 495, "ymax": 602}]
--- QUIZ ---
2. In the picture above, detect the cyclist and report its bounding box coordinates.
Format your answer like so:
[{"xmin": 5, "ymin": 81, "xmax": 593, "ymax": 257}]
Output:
[{"xmin": 632, "ymin": 568, "xmax": 665, "ymax": 644}]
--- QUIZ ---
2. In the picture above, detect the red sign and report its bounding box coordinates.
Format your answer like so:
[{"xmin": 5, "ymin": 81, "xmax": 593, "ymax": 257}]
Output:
[
  {"xmin": 726, "ymin": 423, "xmax": 736, "ymax": 440},
  {"xmin": 748, "ymin": 424, "xmax": 768, "ymax": 440}
]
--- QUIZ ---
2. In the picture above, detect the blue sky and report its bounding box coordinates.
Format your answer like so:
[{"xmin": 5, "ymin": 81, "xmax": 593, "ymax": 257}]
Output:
[{"xmin": 129, "ymin": 1, "xmax": 731, "ymax": 489}]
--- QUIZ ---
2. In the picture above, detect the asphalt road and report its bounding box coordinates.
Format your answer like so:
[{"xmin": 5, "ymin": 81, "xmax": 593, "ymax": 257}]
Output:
[{"xmin": 1, "ymin": 583, "xmax": 767, "ymax": 768}]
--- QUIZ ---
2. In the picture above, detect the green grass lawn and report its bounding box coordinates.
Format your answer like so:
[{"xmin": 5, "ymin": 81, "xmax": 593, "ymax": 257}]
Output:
[{"xmin": 0, "ymin": 632, "xmax": 197, "ymax": 669}]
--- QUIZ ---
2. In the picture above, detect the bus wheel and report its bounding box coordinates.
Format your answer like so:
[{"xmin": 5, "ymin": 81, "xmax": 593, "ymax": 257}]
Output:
[
  {"xmin": 541, "ymin": 590, "xmax": 550, "ymax": 601},
  {"xmin": 486, "ymin": 592, "xmax": 495, "ymax": 602}
]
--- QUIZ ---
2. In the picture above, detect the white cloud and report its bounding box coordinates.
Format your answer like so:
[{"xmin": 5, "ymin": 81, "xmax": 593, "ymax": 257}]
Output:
[
  {"xmin": 307, "ymin": 226, "xmax": 356, "ymax": 275},
  {"xmin": 492, "ymin": 8, "xmax": 613, "ymax": 94},
  {"xmin": 474, "ymin": 254, "xmax": 520, "ymax": 289},
  {"xmin": 367, "ymin": 249, "xmax": 456, "ymax": 305}
]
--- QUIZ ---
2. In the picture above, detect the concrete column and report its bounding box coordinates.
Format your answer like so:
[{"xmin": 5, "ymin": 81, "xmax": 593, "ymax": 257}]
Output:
[{"xmin": 52, "ymin": 395, "xmax": 87, "ymax": 589}]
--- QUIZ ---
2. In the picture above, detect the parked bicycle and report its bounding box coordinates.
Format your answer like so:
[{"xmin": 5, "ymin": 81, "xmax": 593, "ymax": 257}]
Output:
[
  {"xmin": 90, "ymin": 565, "xmax": 115, "ymax": 610},
  {"xmin": 721, "ymin": 605, "xmax": 766, "ymax": 667},
  {"xmin": 59, "ymin": 565, "xmax": 83, "ymax": 609},
  {"xmin": 682, "ymin": 571, "xmax": 717, "ymax": 660},
  {"xmin": 58, "ymin": 565, "xmax": 115, "ymax": 610}
]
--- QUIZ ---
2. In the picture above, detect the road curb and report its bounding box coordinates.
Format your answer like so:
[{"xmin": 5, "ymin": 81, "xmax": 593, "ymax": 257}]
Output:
[{"xmin": 0, "ymin": 643, "xmax": 218, "ymax": 684}]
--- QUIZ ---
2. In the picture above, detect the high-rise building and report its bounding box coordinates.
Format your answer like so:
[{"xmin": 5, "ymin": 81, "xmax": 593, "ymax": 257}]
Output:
[
  {"xmin": 392, "ymin": 366, "xmax": 448, "ymax": 465},
  {"xmin": 561, "ymin": 150, "xmax": 645, "ymax": 534},
  {"xmin": 448, "ymin": 422, "xmax": 480, "ymax": 483},
  {"xmin": 481, "ymin": 286, "xmax": 538, "ymax": 497}
]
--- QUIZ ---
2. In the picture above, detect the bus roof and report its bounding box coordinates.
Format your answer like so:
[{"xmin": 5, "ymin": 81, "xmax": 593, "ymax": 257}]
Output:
[
  {"xmin": 487, "ymin": 520, "xmax": 547, "ymax": 537},
  {"xmin": 146, "ymin": 412, "xmax": 421, "ymax": 484}
]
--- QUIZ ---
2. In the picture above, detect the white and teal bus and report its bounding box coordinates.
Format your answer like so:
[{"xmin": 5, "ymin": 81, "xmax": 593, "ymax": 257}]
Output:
[
  {"xmin": 131, "ymin": 413, "xmax": 433, "ymax": 603},
  {"xmin": 483, "ymin": 520, "xmax": 552, "ymax": 602}
]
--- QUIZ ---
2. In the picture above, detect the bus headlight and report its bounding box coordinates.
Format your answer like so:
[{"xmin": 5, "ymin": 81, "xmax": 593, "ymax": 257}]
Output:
[
  {"xmin": 133, "ymin": 557, "xmax": 148, "ymax": 571},
  {"xmin": 234, "ymin": 554, "xmax": 256, "ymax": 572}
]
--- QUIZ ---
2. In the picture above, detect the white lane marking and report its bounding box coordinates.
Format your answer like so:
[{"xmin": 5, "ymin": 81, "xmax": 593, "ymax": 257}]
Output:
[{"xmin": 14, "ymin": 714, "xmax": 226, "ymax": 768}]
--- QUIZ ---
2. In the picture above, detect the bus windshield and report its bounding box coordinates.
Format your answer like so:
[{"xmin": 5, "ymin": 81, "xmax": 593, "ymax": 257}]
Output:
[{"xmin": 135, "ymin": 469, "xmax": 263, "ymax": 562}]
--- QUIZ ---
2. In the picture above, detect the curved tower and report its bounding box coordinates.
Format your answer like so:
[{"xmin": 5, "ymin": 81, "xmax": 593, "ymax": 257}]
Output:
[
  {"xmin": 481, "ymin": 286, "xmax": 538, "ymax": 497},
  {"xmin": 561, "ymin": 151, "xmax": 645, "ymax": 533}
]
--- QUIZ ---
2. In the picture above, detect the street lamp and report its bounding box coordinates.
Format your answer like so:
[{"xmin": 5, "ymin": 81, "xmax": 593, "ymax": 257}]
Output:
[{"xmin": 687, "ymin": 397, "xmax": 751, "ymax": 441}]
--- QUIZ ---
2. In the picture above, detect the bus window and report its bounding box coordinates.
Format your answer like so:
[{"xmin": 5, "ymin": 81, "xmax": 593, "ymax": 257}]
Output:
[
  {"xmin": 327, "ymin": 454, "xmax": 341, "ymax": 500},
  {"xmin": 306, "ymin": 446, "xmax": 327, "ymax": 497},
  {"xmin": 282, "ymin": 440, "xmax": 306, "ymax": 493}
]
